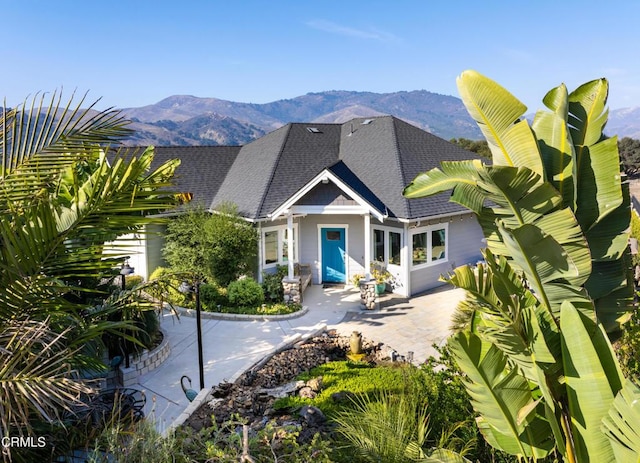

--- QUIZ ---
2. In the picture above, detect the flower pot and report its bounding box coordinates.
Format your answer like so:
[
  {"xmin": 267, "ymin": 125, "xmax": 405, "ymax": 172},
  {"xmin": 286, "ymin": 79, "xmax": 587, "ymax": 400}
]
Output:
[
  {"xmin": 350, "ymin": 331, "xmax": 363, "ymax": 354},
  {"xmin": 375, "ymin": 283, "xmax": 386, "ymax": 295}
]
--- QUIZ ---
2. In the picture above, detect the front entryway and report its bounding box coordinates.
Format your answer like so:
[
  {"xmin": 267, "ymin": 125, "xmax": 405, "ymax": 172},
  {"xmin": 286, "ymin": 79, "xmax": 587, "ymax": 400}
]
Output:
[{"xmin": 320, "ymin": 227, "xmax": 346, "ymax": 283}]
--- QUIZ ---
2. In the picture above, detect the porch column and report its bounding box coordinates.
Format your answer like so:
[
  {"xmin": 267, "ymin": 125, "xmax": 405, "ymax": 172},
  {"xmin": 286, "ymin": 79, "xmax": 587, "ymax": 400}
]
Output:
[
  {"xmin": 363, "ymin": 213, "xmax": 371, "ymax": 279},
  {"xmin": 402, "ymin": 222, "xmax": 411, "ymax": 297},
  {"xmin": 287, "ymin": 211, "xmax": 294, "ymax": 279}
]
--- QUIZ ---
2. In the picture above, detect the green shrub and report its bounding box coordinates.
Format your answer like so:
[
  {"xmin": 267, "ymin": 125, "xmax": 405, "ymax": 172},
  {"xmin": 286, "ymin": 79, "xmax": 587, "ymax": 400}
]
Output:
[
  {"xmin": 124, "ymin": 274, "xmax": 144, "ymax": 290},
  {"xmin": 199, "ymin": 283, "xmax": 228, "ymax": 309},
  {"xmin": 147, "ymin": 266, "xmax": 186, "ymax": 306},
  {"xmin": 138, "ymin": 309, "xmax": 160, "ymax": 350},
  {"xmin": 227, "ymin": 278, "xmax": 264, "ymax": 307},
  {"xmin": 262, "ymin": 265, "xmax": 288, "ymax": 302},
  {"xmin": 333, "ymin": 387, "xmax": 432, "ymax": 462},
  {"xmin": 632, "ymin": 211, "xmax": 640, "ymax": 266}
]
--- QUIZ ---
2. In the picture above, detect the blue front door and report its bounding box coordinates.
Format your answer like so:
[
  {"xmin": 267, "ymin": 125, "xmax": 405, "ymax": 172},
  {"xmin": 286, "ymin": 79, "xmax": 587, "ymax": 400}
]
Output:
[{"xmin": 321, "ymin": 227, "xmax": 346, "ymax": 283}]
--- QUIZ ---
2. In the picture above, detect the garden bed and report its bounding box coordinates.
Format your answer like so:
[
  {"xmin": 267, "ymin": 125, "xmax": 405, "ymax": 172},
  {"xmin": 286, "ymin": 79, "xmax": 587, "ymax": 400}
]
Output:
[
  {"xmin": 182, "ymin": 331, "xmax": 395, "ymax": 440},
  {"xmin": 174, "ymin": 303, "xmax": 307, "ymax": 321}
]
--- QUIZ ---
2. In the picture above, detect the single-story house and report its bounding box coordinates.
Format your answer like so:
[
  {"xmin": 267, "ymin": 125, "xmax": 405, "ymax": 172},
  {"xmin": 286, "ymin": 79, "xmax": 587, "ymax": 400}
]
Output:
[{"xmin": 126, "ymin": 115, "xmax": 484, "ymax": 296}]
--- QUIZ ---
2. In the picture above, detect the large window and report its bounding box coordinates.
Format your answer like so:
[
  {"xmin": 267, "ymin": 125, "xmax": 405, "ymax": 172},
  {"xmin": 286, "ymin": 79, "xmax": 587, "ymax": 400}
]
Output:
[
  {"xmin": 411, "ymin": 224, "xmax": 447, "ymax": 268},
  {"xmin": 262, "ymin": 225, "xmax": 297, "ymax": 268},
  {"xmin": 372, "ymin": 227, "xmax": 402, "ymax": 267}
]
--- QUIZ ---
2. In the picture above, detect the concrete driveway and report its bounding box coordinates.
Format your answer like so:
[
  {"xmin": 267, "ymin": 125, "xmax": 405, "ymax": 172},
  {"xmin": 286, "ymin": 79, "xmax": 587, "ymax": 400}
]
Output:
[{"xmin": 130, "ymin": 283, "xmax": 463, "ymax": 430}]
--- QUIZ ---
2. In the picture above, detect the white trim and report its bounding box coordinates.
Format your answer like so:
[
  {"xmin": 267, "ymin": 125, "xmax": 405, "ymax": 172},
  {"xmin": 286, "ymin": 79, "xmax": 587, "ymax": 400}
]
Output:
[
  {"xmin": 402, "ymin": 222, "xmax": 411, "ymax": 296},
  {"xmin": 261, "ymin": 223, "xmax": 299, "ymax": 269},
  {"xmin": 287, "ymin": 212, "xmax": 294, "ymax": 279},
  {"xmin": 371, "ymin": 225, "xmax": 403, "ymax": 267},
  {"xmin": 290, "ymin": 205, "xmax": 369, "ymax": 215},
  {"xmin": 395, "ymin": 210, "xmax": 471, "ymax": 223},
  {"xmin": 317, "ymin": 224, "xmax": 349, "ymax": 284},
  {"xmin": 270, "ymin": 169, "xmax": 385, "ymax": 221},
  {"xmin": 409, "ymin": 223, "xmax": 449, "ymax": 270},
  {"xmin": 364, "ymin": 214, "xmax": 371, "ymax": 280}
]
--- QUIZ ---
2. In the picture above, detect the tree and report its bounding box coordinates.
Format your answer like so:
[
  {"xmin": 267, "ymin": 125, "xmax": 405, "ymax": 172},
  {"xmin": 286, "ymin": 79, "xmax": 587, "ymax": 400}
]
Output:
[
  {"xmin": 449, "ymin": 137, "xmax": 492, "ymax": 159},
  {"xmin": 0, "ymin": 91, "xmax": 179, "ymax": 461},
  {"xmin": 404, "ymin": 71, "xmax": 637, "ymax": 462},
  {"xmin": 618, "ymin": 136, "xmax": 640, "ymax": 176},
  {"xmin": 163, "ymin": 203, "xmax": 258, "ymax": 286}
]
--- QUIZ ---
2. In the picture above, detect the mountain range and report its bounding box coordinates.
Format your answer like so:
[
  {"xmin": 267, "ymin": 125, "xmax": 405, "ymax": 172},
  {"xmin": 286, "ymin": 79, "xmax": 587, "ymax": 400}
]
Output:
[{"xmin": 120, "ymin": 90, "xmax": 640, "ymax": 147}]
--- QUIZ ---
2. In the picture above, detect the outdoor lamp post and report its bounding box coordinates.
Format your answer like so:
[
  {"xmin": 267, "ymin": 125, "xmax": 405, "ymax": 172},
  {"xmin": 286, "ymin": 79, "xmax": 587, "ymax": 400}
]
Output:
[
  {"xmin": 120, "ymin": 261, "xmax": 134, "ymax": 290},
  {"xmin": 120, "ymin": 260, "xmax": 135, "ymax": 367},
  {"xmin": 179, "ymin": 280, "xmax": 205, "ymax": 390}
]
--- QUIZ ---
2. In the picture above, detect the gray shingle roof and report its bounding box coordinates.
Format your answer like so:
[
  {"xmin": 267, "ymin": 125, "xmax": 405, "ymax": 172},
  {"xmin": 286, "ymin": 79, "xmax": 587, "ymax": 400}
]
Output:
[
  {"xmin": 150, "ymin": 146, "xmax": 240, "ymax": 208},
  {"xmin": 197, "ymin": 115, "xmax": 480, "ymax": 220}
]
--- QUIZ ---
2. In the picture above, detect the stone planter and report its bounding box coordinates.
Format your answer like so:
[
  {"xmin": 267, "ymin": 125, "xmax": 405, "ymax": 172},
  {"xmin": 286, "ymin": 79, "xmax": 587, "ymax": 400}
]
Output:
[
  {"xmin": 359, "ymin": 279, "xmax": 378, "ymax": 310},
  {"xmin": 120, "ymin": 328, "xmax": 171, "ymax": 387}
]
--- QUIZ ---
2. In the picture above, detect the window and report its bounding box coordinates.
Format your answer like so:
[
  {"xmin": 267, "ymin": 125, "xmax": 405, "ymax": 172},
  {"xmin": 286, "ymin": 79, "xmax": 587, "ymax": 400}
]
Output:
[
  {"xmin": 374, "ymin": 229, "xmax": 385, "ymax": 262},
  {"xmin": 412, "ymin": 233, "xmax": 428, "ymax": 266},
  {"xmin": 411, "ymin": 224, "xmax": 447, "ymax": 268},
  {"xmin": 264, "ymin": 231, "xmax": 278, "ymax": 264},
  {"xmin": 389, "ymin": 231, "xmax": 401, "ymax": 265},
  {"xmin": 326, "ymin": 230, "xmax": 341, "ymax": 241},
  {"xmin": 262, "ymin": 225, "xmax": 298, "ymax": 267},
  {"xmin": 372, "ymin": 227, "xmax": 402, "ymax": 267},
  {"xmin": 432, "ymin": 229, "xmax": 446, "ymax": 261},
  {"xmin": 282, "ymin": 228, "xmax": 296, "ymax": 262}
]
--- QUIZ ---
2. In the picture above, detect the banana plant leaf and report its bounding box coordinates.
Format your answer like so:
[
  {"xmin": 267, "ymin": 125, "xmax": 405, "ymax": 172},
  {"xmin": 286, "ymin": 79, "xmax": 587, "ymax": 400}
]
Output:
[
  {"xmin": 449, "ymin": 331, "xmax": 554, "ymax": 459},
  {"xmin": 561, "ymin": 300, "xmax": 624, "ymax": 462},
  {"xmin": 602, "ymin": 378, "xmax": 640, "ymax": 463}
]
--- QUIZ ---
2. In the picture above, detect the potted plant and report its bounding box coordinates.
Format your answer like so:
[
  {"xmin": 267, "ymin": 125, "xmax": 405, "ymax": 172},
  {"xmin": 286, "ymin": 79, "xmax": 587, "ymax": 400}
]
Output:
[{"xmin": 370, "ymin": 262, "xmax": 391, "ymax": 295}]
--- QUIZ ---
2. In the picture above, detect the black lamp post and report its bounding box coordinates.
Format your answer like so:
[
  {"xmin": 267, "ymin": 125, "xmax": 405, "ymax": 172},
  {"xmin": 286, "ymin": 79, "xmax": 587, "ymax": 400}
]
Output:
[
  {"xmin": 120, "ymin": 260, "xmax": 135, "ymax": 367},
  {"xmin": 120, "ymin": 261, "xmax": 134, "ymax": 290},
  {"xmin": 179, "ymin": 280, "xmax": 205, "ymax": 390}
]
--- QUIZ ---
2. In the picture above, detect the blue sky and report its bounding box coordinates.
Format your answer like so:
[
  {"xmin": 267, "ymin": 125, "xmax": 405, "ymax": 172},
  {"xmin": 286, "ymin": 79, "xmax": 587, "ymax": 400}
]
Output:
[{"xmin": 4, "ymin": 1, "xmax": 640, "ymax": 111}]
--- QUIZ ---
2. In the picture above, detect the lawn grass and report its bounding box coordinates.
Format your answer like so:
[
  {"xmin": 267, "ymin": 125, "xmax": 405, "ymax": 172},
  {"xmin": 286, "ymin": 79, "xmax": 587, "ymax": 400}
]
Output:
[{"xmin": 273, "ymin": 360, "xmax": 420, "ymax": 417}]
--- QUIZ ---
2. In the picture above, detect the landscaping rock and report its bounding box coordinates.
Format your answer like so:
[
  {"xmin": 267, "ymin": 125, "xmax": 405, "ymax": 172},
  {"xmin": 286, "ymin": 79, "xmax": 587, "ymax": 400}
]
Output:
[
  {"xmin": 306, "ymin": 376, "xmax": 323, "ymax": 392},
  {"xmin": 182, "ymin": 331, "xmax": 396, "ymax": 446},
  {"xmin": 299, "ymin": 405, "xmax": 326, "ymax": 427},
  {"xmin": 298, "ymin": 386, "xmax": 317, "ymax": 399}
]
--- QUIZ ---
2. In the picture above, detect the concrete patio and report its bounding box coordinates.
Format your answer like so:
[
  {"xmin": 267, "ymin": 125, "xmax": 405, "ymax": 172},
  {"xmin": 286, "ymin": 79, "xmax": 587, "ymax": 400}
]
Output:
[{"xmin": 128, "ymin": 283, "xmax": 464, "ymax": 431}]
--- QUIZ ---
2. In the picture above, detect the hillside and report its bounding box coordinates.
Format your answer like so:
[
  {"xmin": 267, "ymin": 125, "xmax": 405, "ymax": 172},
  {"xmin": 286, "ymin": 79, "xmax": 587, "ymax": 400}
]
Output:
[{"xmin": 120, "ymin": 90, "xmax": 483, "ymax": 146}]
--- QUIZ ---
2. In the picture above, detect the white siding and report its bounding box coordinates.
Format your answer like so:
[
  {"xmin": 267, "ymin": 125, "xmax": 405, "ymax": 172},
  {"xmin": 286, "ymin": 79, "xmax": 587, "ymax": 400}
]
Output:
[{"xmin": 409, "ymin": 213, "xmax": 483, "ymax": 295}]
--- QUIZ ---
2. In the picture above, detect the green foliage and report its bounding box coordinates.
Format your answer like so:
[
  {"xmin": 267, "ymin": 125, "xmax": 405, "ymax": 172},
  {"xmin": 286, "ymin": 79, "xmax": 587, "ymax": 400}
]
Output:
[
  {"xmin": 162, "ymin": 203, "xmax": 258, "ymax": 286},
  {"xmin": 275, "ymin": 361, "xmax": 420, "ymax": 417},
  {"xmin": 616, "ymin": 300, "xmax": 640, "ymax": 379},
  {"xmin": 124, "ymin": 274, "xmax": 144, "ymax": 290},
  {"xmin": 212, "ymin": 302, "xmax": 301, "ymax": 315},
  {"xmin": 350, "ymin": 273, "xmax": 365, "ymax": 287},
  {"xmin": 199, "ymin": 283, "xmax": 228, "ymax": 309},
  {"xmin": 404, "ymin": 70, "xmax": 637, "ymax": 462},
  {"xmin": 176, "ymin": 416, "xmax": 333, "ymax": 462},
  {"xmin": 450, "ymin": 137, "xmax": 492, "ymax": 159},
  {"xmin": 207, "ymin": 203, "xmax": 259, "ymax": 286},
  {"xmin": 147, "ymin": 266, "xmax": 186, "ymax": 306},
  {"xmin": 162, "ymin": 205, "xmax": 212, "ymax": 279},
  {"xmin": 619, "ymin": 137, "xmax": 640, "ymax": 176},
  {"xmin": 0, "ymin": 90, "xmax": 179, "ymax": 454},
  {"xmin": 87, "ymin": 419, "xmax": 187, "ymax": 463},
  {"xmin": 262, "ymin": 265, "xmax": 288, "ymax": 302},
  {"xmin": 227, "ymin": 278, "xmax": 265, "ymax": 307},
  {"xmin": 333, "ymin": 387, "xmax": 433, "ymax": 462}
]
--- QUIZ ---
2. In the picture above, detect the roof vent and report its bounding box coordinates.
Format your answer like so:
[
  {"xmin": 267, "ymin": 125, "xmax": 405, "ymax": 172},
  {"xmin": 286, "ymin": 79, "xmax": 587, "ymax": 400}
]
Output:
[
  {"xmin": 306, "ymin": 127, "xmax": 322, "ymax": 133},
  {"xmin": 362, "ymin": 119, "xmax": 374, "ymax": 125}
]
